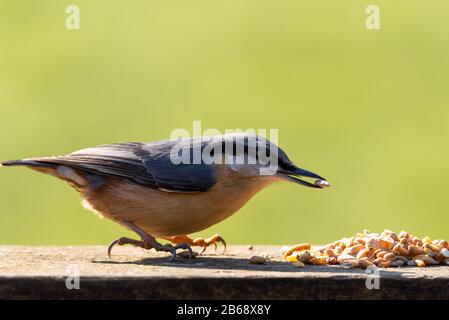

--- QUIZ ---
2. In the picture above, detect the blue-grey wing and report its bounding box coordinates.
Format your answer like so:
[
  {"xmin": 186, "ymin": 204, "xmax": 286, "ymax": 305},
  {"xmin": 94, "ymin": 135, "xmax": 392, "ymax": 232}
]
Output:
[{"xmin": 35, "ymin": 141, "xmax": 217, "ymax": 192}]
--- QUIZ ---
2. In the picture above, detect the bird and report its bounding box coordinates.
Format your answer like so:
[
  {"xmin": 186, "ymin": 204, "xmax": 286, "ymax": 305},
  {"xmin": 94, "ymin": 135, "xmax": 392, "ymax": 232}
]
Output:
[{"xmin": 1, "ymin": 133, "xmax": 330, "ymax": 261}]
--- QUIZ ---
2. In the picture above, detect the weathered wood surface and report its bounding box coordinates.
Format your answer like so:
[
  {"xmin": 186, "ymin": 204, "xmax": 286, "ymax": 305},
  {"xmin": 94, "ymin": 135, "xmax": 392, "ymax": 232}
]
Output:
[{"xmin": 0, "ymin": 245, "xmax": 448, "ymax": 299}]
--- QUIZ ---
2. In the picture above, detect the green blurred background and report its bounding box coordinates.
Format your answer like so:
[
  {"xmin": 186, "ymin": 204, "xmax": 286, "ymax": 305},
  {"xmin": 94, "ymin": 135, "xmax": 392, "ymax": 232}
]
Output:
[{"xmin": 1, "ymin": 1, "xmax": 448, "ymax": 245}]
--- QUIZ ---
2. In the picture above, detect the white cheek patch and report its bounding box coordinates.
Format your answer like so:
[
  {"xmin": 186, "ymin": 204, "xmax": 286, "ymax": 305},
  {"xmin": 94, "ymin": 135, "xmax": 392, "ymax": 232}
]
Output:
[{"xmin": 57, "ymin": 165, "xmax": 86, "ymax": 186}]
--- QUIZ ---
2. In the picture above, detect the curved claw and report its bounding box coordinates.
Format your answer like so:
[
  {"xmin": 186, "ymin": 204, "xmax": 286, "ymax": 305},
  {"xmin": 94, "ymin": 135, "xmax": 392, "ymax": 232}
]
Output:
[
  {"xmin": 217, "ymin": 236, "xmax": 227, "ymax": 254},
  {"xmin": 107, "ymin": 239, "xmax": 120, "ymax": 259},
  {"xmin": 167, "ymin": 248, "xmax": 177, "ymax": 262},
  {"xmin": 195, "ymin": 235, "xmax": 227, "ymax": 255},
  {"xmin": 107, "ymin": 237, "xmax": 148, "ymax": 259}
]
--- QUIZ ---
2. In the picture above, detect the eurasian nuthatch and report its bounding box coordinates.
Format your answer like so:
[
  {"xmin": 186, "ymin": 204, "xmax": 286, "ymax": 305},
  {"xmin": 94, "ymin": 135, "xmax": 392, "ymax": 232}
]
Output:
[{"xmin": 1, "ymin": 133, "xmax": 329, "ymax": 260}]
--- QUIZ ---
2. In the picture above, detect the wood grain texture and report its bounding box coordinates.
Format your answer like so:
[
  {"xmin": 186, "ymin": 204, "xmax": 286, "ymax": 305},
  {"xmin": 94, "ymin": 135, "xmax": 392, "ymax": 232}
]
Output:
[{"xmin": 0, "ymin": 245, "xmax": 448, "ymax": 299}]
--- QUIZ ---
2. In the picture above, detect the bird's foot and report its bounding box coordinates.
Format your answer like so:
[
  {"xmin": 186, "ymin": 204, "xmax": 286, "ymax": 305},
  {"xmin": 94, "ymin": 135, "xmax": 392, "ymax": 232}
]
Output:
[
  {"xmin": 108, "ymin": 236, "xmax": 193, "ymax": 261},
  {"xmin": 107, "ymin": 237, "xmax": 151, "ymax": 258},
  {"xmin": 165, "ymin": 234, "xmax": 226, "ymax": 254},
  {"xmin": 108, "ymin": 220, "xmax": 193, "ymax": 261},
  {"xmin": 193, "ymin": 234, "xmax": 227, "ymax": 254},
  {"xmin": 152, "ymin": 242, "xmax": 194, "ymax": 262}
]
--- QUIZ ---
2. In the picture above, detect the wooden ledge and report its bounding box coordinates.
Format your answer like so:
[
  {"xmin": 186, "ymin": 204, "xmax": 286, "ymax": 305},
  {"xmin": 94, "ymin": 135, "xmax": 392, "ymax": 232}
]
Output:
[{"xmin": 1, "ymin": 245, "xmax": 448, "ymax": 299}]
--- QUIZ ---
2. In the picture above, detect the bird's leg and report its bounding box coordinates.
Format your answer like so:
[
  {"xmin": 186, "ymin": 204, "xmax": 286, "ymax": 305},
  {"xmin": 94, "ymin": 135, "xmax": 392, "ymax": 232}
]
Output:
[
  {"xmin": 164, "ymin": 234, "xmax": 226, "ymax": 254},
  {"xmin": 108, "ymin": 221, "xmax": 193, "ymax": 261}
]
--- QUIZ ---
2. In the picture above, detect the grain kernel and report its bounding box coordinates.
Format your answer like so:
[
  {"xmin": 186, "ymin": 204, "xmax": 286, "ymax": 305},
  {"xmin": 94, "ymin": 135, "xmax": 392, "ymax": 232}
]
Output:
[{"xmin": 422, "ymin": 236, "xmax": 431, "ymax": 244}]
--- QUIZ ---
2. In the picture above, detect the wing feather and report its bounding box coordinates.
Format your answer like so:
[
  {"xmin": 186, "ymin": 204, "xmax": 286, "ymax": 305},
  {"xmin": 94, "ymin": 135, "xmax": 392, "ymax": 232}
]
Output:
[{"xmin": 30, "ymin": 140, "xmax": 217, "ymax": 192}]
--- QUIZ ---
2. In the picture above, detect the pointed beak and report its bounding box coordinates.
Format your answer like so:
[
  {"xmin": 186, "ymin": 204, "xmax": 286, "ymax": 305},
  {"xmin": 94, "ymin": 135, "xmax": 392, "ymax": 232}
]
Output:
[{"xmin": 278, "ymin": 166, "xmax": 330, "ymax": 189}]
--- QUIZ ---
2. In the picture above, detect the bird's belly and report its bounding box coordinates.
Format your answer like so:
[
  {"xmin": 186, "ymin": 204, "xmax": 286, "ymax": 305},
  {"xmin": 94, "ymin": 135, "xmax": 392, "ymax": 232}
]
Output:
[{"xmin": 82, "ymin": 177, "xmax": 273, "ymax": 237}]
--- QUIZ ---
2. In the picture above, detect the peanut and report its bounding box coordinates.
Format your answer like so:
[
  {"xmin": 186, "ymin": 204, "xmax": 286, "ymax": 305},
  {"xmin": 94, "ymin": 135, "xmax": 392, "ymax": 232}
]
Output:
[
  {"xmin": 343, "ymin": 244, "xmax": 364, "ymax": 256},
  {"xmin": 292, "ymin": 261, "xmax": 305, "ymax": 268},
  {"xmin": 378, "ymin": 261, "xmax": 391, "ymax": 268},
  {"xmin": 326, "ymin": 256, "xmax": 338, "ymax": 265},
  {"xmin": 407, "ymin": 260, "xmax": 417, "ymax": 266},
  {"xmin": 392, "ymin": 256, "xmax": 408, "ymax": 263},
  {"xmin": 415, "ymin": 259, "xmax": 426, "ymax": 267},
  {"xmin": 337, "ymin": 253, "xmax": 357, "ymax": 263},
  {"xmin": 356, "ymin": 248, "xmax": 370, "ymax": 259},
  {"xmin": 408, "ymin": 245, "xmax": 425, "ymax": 257},
  {"xmin": 398, "ymin": 231, "xmax": 410, "ymax": 239},
  {"xmin": 376, "ymin": 250, "xmax": 390, "ymax": 259},
  {"xmin": 340, "ymin": 260, "xmax": 359, "ymax": 268},
  {"xmin": 309, "ymin": 256, "xmax": 327, "ymax": 265},
  {"xmin": 441, "ymin": 248, "xmax": 449, "ymax": 258},
  {"xmin": 282, "ymin": 229, "xmax": 449, "ymax": 269},
  {"xmin": 359, "ymin": 259, "xmax": 374, "ymax": 269},
  {"xmin": 436, "ymin": 240, "xmax": 448, "ymax": 249},
  {"xmin": 365, "ymin": 238, "xmax": 393, "ymax": 250},
  {"xmin": 383, "ymin": 252, "xmax": 395, "ymax": 261},
  {"xmin": 392, "ymin": 244, "xmax": 409, "ymax": 256}
]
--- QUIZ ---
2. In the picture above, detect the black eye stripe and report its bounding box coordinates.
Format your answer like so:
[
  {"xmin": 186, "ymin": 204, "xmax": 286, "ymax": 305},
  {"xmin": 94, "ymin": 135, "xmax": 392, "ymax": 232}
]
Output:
[{"xmin": 213, "ymin": 137, "xmax": 291, "ymax": 167}]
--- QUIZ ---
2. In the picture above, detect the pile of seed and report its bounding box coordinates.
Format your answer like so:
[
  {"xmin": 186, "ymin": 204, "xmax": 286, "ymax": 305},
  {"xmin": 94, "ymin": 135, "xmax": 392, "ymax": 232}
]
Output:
[{"xmin": 282, "ymin": 229, "xmax": 449, "ymax": 268}]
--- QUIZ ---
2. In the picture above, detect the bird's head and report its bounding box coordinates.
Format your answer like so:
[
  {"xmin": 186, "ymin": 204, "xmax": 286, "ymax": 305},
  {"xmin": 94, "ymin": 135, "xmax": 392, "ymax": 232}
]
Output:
[{"xmin": 213, "ymin": 133, "xmax": 330, "ymax": 189}]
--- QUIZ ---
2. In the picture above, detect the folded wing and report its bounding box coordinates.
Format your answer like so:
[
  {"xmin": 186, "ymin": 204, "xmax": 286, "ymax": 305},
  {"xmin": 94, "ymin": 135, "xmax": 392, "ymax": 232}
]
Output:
[{"xmin": 27, "ymin": 141, "xmax": 217, "ymax": 192}]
